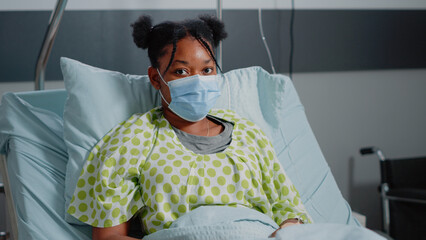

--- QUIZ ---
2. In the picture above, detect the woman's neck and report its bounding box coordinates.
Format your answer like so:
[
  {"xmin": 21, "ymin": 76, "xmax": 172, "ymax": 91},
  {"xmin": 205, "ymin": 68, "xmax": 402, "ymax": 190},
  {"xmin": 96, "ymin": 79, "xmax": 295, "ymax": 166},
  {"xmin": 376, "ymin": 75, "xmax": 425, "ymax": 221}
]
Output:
[{"xmin": 162, "ymin": 106, "xmax": 223, "ymax": 137}]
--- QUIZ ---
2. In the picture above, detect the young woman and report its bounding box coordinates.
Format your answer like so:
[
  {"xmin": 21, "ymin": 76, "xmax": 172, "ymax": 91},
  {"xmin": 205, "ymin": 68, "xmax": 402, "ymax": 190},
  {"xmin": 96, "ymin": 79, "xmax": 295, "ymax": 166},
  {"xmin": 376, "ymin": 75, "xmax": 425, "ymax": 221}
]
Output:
[{"xmin": 68, "ymin": 15, "xmax": 312, "ymax": 240}]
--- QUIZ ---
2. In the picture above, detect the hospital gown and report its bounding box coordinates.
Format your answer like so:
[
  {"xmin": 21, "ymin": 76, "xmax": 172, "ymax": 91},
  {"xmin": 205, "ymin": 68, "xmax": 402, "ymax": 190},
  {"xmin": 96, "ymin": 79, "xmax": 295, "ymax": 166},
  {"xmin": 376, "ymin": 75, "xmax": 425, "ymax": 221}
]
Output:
[{"xmin": 67, "ymin": 108, "xmax": 312, "ymax": 234}]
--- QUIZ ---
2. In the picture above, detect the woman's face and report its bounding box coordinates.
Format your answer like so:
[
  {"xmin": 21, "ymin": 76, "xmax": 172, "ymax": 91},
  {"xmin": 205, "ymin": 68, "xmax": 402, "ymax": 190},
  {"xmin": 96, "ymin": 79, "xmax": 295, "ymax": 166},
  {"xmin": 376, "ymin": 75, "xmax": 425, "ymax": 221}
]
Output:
[{"xmin": 148, "ymin": 36, "xmax": 217, "ymax": 104}]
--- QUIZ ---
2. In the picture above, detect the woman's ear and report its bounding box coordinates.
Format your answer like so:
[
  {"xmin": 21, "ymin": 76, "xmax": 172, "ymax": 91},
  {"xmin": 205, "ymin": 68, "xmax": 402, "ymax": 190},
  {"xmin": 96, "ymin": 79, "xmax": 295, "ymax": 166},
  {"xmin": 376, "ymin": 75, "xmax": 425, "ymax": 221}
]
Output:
[{"xmin": 148, "ymin": 66, "xmax": 161, "ymax": 90}]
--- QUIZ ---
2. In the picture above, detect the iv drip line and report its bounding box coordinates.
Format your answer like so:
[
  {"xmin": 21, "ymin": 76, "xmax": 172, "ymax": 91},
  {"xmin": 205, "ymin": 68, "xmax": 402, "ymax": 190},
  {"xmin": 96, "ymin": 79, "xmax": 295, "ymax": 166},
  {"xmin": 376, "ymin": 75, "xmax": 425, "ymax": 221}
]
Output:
[{"xmin": 258, "ymin": 8, "xmax": 276, "ymax": 74}]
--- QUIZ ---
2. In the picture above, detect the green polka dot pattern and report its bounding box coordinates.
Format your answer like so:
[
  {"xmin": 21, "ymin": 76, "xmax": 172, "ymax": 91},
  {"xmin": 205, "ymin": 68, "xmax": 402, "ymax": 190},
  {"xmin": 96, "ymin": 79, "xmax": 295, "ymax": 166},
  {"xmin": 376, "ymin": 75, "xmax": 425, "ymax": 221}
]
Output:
[{"xmin": 67, "ymin": 108, "xmax": 312, "ymax": 234}]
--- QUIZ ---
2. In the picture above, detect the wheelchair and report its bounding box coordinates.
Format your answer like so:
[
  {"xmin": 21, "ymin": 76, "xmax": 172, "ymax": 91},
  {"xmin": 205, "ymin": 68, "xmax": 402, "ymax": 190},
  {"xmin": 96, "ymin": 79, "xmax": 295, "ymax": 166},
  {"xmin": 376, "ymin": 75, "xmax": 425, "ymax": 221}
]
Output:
[{"xmin": 360, "ymin": 147, "xmax": 426, "ymax": 240}]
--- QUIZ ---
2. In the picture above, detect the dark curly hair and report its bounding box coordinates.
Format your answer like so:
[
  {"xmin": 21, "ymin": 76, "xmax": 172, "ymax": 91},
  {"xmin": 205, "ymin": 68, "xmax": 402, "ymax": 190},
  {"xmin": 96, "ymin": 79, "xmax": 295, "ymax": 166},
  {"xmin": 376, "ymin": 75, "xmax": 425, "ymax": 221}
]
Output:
[{"xmin": 131, "ymin": 15, "xmax": 227, "ymax": 74}]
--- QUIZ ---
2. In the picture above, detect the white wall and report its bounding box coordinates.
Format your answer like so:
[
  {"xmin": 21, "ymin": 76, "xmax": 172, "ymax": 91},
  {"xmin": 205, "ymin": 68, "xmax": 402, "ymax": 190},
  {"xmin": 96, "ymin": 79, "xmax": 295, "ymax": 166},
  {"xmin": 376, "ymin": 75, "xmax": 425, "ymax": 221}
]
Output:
[
  {"xmin": 1, "ymin": 0, "xmax": 425, "ymax": 11},
  {"xmin": 293, "ymin": 68, "xmax": 426, "ymax": 229}
]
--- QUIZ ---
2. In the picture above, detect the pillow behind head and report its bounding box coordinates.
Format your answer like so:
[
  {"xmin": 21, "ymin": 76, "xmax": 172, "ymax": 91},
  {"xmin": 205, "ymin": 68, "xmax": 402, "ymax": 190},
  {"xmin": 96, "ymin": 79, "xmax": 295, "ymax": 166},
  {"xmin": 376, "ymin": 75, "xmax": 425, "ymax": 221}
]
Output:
[{"xmin": 61, "ymin": 57, "xmax": 160, "ymax": 224}]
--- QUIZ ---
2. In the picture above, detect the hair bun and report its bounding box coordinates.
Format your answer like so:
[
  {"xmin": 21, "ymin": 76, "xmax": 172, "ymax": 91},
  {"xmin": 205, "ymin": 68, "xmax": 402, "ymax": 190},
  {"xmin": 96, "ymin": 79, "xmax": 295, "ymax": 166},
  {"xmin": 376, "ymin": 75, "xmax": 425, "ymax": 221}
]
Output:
[
  {"xmin": 131, "ymin": 15, "xmax": 153, "ymax": 49},
  {"xmin": 198, "ymin": 15, "xmax": 227, "ymax": 47}
]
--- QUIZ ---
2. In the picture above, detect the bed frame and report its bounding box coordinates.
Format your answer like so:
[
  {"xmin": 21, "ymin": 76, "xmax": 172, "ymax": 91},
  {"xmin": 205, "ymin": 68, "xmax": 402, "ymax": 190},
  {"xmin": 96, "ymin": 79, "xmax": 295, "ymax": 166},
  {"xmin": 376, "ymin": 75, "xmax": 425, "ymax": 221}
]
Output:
[{"xmin": 0, "ymin": 155, "xmax": 18, "ymax": 239}]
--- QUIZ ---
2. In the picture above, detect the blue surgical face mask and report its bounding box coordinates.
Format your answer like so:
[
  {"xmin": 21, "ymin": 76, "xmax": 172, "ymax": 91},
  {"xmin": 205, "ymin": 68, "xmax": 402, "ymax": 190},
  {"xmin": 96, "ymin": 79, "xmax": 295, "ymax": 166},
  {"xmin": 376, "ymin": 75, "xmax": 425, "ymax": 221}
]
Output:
[{"xmin": 157, "ymin": 69, "xmax": 222, "ymax": 122}]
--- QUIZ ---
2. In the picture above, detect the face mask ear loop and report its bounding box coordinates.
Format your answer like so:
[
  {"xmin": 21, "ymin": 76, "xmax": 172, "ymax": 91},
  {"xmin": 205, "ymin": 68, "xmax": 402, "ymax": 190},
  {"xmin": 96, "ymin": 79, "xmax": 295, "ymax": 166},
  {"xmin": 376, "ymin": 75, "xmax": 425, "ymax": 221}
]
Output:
[
  {"xmin": 157, "ymin": 68, "xmax": 170, "ymax": 105},
  {"xmin": 156, "ymin": 68, "xmax": 169, "ymax": 86}
]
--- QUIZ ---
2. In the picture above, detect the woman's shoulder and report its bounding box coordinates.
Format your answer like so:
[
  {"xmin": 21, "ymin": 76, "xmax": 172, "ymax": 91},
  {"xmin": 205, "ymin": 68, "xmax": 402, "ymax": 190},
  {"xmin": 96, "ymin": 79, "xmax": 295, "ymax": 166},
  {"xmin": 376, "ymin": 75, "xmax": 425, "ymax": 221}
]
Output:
[
  {"xmin": 91, "ymin": 107, "xmax": 162, "ymax": 155},
  {"xmin": 111, "ymin": 107, "xmax": 163, "ymax": 133},
  {"xmin": 121, "ymin": 107, "xmax": 163, "ymax": 127}
]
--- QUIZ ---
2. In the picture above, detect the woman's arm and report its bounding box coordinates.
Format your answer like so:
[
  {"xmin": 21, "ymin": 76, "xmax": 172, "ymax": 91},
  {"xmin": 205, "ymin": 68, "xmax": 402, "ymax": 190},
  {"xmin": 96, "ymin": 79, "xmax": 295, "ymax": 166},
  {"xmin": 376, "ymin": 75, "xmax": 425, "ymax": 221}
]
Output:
[
  {"xmin": 253, "ymin": 127, "xmax": 312, "ymax": 225},
  {"xmin": 67, "ymin": 114, "xmax": 149, "ymax": 232},
  {"xmin": 259, "ymin": 146, "xmax": 311, "ymax": 225},
  {"xmin": 269, "ymin": 218, "xmax": 304, "ymax": 237},
  {"xmin": 93, "ymin": 221, "xmax": 138, "ymax": 240}
]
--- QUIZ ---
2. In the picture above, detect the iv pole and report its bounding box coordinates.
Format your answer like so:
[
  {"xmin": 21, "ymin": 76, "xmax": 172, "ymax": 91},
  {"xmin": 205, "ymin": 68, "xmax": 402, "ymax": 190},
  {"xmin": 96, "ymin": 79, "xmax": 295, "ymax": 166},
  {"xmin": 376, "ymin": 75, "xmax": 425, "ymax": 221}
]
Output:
[{"xmin": 216, "ymin": 0, "xmax": 223, "ymax": 69}]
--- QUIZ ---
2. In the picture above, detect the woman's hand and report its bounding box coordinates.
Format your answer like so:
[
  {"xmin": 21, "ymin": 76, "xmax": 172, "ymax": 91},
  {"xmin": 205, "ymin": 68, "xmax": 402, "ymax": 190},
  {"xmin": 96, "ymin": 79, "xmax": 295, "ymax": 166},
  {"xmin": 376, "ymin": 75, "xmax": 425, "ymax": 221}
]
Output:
[
  {"xmin": 269, "ymin": 218, "xmax": 303, "ymax": 238},
  {"xmin": 92, "ymin": 221, "xmax": 139, "ymax": 240}
]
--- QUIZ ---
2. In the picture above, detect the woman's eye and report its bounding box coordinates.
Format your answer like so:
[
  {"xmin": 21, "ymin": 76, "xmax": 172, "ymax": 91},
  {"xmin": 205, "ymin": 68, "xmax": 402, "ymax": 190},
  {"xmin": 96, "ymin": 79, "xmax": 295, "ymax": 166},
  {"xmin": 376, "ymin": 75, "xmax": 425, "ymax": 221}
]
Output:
[
  {"xmin": 203, "ymin": 68, "xmax": 214, "ymax": 74},
  {"xmin": 175, "ymin": 69, "xmax": 189, "ymax": 75}
]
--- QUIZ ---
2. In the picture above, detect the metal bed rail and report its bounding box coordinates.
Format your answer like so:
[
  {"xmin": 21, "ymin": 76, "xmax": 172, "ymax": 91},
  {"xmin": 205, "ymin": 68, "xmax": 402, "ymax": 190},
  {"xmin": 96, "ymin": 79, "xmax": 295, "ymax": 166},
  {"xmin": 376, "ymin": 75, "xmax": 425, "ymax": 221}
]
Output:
[
  {"xmin": 0, "ymin": 154, "xmax": 18, "ymax": 240},
  {"xmin": 34, "ymin": 0, "xmax": 68, "ymax": 91}
]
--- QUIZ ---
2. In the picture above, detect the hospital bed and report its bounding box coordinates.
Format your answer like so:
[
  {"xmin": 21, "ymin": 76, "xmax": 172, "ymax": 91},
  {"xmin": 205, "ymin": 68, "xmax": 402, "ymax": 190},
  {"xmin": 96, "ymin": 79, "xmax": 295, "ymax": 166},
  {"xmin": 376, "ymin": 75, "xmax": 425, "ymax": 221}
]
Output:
[
  {"xmin": 0, "ymin": 58, "xmax": 386, "ymax": 240},
  {"xmin": 0, "ymin": 1, "xmax": 385, "ymax": 239}
]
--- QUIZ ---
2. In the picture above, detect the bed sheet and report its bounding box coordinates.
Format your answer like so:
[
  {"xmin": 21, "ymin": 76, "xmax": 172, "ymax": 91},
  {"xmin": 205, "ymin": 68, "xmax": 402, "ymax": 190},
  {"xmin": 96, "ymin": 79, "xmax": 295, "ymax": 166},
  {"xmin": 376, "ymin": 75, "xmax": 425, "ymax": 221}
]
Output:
[
  {"xmin": 143, "ymin": 206, "xmax": 384, "ymax": 240},
  {"xmin": 0, "ymin": 91, "xmax": 91, "ymax": 240}
]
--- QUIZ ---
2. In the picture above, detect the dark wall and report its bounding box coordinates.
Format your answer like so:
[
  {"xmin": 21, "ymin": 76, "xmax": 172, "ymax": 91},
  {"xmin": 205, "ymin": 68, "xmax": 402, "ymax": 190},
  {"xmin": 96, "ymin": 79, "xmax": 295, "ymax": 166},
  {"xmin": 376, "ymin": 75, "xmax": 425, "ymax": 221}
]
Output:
[{"xmin": 0, "ymin": 10, "xmax": 425, "ymax": 82}]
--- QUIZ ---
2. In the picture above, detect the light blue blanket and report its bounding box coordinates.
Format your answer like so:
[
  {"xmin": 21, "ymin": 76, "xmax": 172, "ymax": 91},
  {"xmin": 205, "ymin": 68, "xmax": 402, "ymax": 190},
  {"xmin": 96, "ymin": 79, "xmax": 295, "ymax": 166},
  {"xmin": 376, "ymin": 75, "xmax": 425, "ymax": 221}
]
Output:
[{"xmin": 144, "ymin": 206, "xmax": 384, "ymax": 240}]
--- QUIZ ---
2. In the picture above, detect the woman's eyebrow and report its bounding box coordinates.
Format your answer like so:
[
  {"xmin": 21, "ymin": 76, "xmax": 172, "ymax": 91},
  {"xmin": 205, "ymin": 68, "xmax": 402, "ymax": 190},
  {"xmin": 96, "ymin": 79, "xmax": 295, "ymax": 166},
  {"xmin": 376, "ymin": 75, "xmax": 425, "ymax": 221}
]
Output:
[
  {"xmin": 173, "ymin": 59, "xmax": 213, "ymax": 65},
  {"xmin": 174, "ymin": 59, "xmax": 189, "ymax": 65}
]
